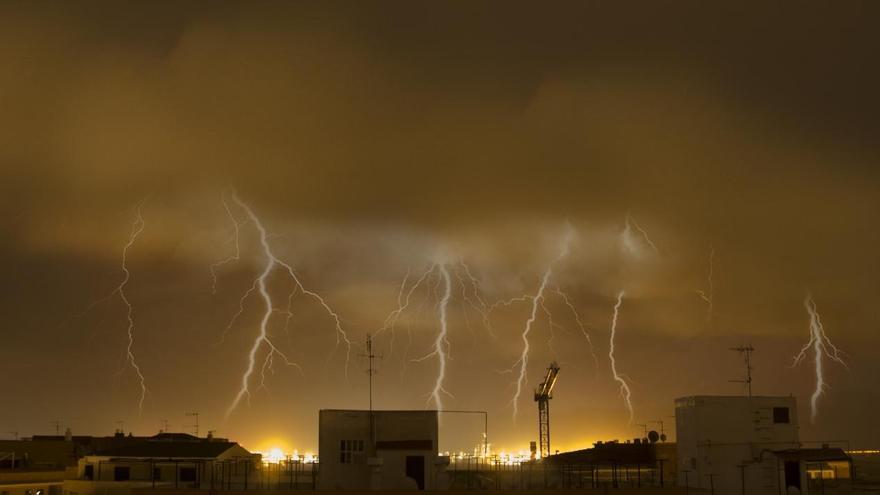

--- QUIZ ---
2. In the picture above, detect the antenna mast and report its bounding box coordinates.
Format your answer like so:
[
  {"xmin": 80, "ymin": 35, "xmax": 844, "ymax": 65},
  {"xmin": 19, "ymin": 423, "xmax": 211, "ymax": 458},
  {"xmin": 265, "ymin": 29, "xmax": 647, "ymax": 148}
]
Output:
[
  {"xmin": 361, "ymin": 334, "xmax": 381, "ymax": 449},
  {"xmin": 185, "ymin": 412, "xmax": 200, "ymax": 437},
  {"xmin": 729, "ymin": 345, "xmax": 755, "ymax": 397}
]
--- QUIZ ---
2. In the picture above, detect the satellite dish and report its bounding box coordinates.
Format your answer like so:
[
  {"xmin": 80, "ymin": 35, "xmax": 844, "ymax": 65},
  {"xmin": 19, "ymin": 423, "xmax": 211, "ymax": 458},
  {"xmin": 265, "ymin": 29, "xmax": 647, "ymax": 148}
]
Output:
[
  {"xmin": 660, "ymin": 433, "xmax": 667, "ymax": 442},
  {"xmin": 648, "ymin": 430, "xmax": 660, "ymax": 444}
]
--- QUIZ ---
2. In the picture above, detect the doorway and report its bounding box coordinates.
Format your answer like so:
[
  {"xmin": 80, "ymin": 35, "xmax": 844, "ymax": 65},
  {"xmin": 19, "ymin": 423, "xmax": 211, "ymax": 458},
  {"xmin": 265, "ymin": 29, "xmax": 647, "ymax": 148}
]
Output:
[
  {"xmin": 405, "ymin": 456, "xmax": 425, "ymax": 490},
  {"xmin": 784, "ymin": 461, "xmax": 801, "ymax": 491}
]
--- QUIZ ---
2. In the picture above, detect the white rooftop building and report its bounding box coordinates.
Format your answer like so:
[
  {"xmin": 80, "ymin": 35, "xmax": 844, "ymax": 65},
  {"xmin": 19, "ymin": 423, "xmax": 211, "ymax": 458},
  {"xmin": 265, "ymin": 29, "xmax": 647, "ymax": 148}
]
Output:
[
  {"xmin": 318, "ymin": 410, "xmax": 447, "ymax": 491},
  {"xmin": 676, "ymin": 395, "xmax": 852, "ymax": 495}
]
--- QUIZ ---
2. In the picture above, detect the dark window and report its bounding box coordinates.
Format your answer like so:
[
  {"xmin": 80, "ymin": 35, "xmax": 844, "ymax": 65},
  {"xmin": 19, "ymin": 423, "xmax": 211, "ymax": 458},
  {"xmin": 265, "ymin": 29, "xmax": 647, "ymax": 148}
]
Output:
[
  {"xmin": 113, "ymin": 466, "xmax": 130, "ymax": 481},
  {"xmin": 179, "ymin": 467, "xmax": 197, "ymax": 482},
  {"xmin": 84, "ymin": 465, "xmax": 94, "ymax": 480},
  {"xmin": 339, "ymin": 439, "xmax": 364, "ymax": 464},
  {"xmin": 773, "ymin": 407, "xmax": 790, "ymax": 424}
]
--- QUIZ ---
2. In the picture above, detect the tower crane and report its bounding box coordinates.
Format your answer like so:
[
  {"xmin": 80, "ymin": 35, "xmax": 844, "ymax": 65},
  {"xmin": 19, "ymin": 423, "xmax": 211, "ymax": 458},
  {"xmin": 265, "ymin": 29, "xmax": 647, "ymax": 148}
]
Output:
[{"xmin": 534, "ymin": 361, "xmax": 560, "ymax": 459}]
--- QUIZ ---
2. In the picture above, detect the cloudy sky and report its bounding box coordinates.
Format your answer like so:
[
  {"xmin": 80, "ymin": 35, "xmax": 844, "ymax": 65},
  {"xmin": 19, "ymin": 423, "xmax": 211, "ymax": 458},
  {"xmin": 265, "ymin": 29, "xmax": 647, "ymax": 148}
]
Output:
[{"xmin": 1, "ymin": 1, "xmax": 878, "ymax": 454}]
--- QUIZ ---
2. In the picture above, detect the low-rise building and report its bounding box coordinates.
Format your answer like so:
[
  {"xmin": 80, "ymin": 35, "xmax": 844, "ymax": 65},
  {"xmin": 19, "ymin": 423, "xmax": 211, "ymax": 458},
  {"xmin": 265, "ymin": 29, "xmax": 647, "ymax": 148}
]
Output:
[
  {"xmin": 676, "ymin": 395, "xmax": 852, "ymax": 495},
  {"xmin": 318, "ymin": 410, "xmax": 447, "ymax": 490},
  {"xmin": 64, "ymin": 434, "xmax": 258, "ymax": 495}
]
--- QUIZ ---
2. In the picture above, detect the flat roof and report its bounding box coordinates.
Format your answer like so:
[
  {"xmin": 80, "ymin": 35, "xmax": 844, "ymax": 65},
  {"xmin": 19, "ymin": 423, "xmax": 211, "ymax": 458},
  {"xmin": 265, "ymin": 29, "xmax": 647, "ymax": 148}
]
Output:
[
  {"xmin": 320, "ymin": 409, "xmax": 438, "ymax": 413},
  {"xmin": 675, "ymin": 395, "xmax": 796, "ymax": 403}
]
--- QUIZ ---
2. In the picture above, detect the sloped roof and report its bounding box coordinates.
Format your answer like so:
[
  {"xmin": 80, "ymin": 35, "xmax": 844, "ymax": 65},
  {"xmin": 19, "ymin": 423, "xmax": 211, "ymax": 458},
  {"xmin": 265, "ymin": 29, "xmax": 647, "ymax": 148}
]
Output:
[{"xmin": 94, "ymin": 441, "xmax": 240, "ymax": 459}]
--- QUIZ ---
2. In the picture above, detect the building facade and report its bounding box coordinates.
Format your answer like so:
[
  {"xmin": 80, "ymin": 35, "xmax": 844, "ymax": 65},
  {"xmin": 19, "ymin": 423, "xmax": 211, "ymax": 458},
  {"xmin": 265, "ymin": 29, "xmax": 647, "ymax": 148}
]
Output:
[
  {"xmin": 318, "ymin": 410, "xmax": 447, "ymax": 490},
  {"xmin": 676, "ymin": 395, "xmax": 851, "ymax": 495}
]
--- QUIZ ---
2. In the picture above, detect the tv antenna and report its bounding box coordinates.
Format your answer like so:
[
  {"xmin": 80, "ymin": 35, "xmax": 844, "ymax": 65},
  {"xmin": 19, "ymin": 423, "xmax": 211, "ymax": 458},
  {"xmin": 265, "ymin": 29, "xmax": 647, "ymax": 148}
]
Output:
[
  {"xmin": 729, "ymin": 345, "xmax": 755, "ymax": 397},
  {"xmin": 160, "ymin": 419, "xmax": 170, "ymax": 433},
  {"xmin": 185, "ymin": 412, "xmax": 200, "ymax": 437},
  {"xmin": 49, "ymin": 421, "xmax": 61, "ymax": 435},
  {"xmin": 360, "ymin": 333, "xmax": 382, "ymax": 446}
]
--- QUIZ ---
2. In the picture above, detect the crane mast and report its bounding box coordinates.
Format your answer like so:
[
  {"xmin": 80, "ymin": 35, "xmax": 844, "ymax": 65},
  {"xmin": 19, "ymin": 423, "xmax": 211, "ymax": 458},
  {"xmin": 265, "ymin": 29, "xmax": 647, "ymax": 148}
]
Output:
[{"xmin": 534, "ymin": 361, "xmax": 560, "ymax": 459}]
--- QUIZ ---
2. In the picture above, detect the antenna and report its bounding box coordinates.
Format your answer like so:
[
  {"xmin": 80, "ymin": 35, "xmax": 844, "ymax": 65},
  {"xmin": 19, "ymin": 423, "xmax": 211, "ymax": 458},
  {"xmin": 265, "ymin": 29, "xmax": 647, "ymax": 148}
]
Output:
[
  {"xmin": 49, "ymin": 421, "xmax": 60, "ymax": 435},
  {"xmin": 729, "ymin": 345, "xmax": 755, "ymax": 397},
  {"xmin": 362, "ymin": 334, "xmax": 378, "ymax": 412},
  {"xmin": 635, "ymin": 423, "xmax": 648, "ymax": 439},
  {"xmin": 185, "ymin": 412, "xmax": 200, "ymax": 437},
  {"xmin": 360, "ymin": 334, "xmax": 382, "ymax": 448},
  {"xmin": 651, "ymin": 419, "xmax": 667, "ymax": 442},
  {"xmin": 115, "ymin": 421, "xmax": 124, "ymax": 434},
  {"xmin": 160, "ymin": 419, "xmax": 170, "ymax": 433}
]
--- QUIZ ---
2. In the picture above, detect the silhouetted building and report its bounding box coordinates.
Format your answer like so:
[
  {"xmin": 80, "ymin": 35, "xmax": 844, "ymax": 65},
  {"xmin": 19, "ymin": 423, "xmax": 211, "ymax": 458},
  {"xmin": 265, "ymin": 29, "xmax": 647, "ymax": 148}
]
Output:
[
  {"xmin": 676, "ymin": 395, "xmax": 852, "ymax": 495},
  {"xmin": 65, "ymin": 434, "xmax": 257, "ymax": 495},
  {"xmin": 549, "ymin": 439, "xmax": 676, "ymax": 488},
  {"xmin": 318, "ymin": 410, "xmax": 447, "ymax": 490}
]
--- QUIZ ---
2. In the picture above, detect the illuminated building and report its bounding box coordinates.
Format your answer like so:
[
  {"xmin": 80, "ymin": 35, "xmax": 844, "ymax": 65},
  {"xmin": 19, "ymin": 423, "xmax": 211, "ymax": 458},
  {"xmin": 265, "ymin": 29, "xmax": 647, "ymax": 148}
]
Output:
[{"xmin": 318, "ymin": 410, "xmax": 447, "ymax": 490}]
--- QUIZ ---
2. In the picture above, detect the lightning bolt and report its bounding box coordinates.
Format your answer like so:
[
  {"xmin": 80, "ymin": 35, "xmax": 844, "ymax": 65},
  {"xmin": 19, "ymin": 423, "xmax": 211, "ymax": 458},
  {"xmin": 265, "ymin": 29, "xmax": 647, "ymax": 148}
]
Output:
[
  {"xmin": 622, "ymin": 214, "xmax": 659, "ymax": 256},
  {"xmin": 608, "ymin": 291, "xmax": 634, "ymax": 423},
  {"xmin": 84, "ymin": 200, "xmax": 149, "ymax": 415},
  {"xmin": 696, "ymin": 248, "xmax": 714, "ymax": 323},
  {"xmin": 378, "ymin": 263, "xmax": 438, "ymax": 357},
  {"xmin": 509, "ymin": 228, "xmax": 573, "ymax": 419},
  {"xmin": 792, "ymin": 293, "xmax": 847, "ymax": 423},
  {"xmin": 223, "ymin": 191, "xmax": 352, "ymax": 418},
  {"xmin": 378, "ymin": 253, "xmax": 495, "ymax": 405},
  {"xmin": 553, "ymin": 286, "xmax": 599, "ymax": 370},
  {"xmin": 412, "ymin": 263, "xmax": 453, "ymax": 410},
  {"xmin": 210, "ymin": 193, "xmax": 245, "ymax": 294}
]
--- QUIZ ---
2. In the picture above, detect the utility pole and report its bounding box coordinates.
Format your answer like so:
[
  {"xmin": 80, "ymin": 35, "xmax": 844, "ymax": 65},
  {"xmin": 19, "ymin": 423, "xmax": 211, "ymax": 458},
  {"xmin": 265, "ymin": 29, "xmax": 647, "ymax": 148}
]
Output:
[
  {"xmin": 729, "ymin": 345, "xmax": 755, "ymax": 397},
  {"xmin": 185, "ymin": 412, "xmax": 200, "ymax": 437}
]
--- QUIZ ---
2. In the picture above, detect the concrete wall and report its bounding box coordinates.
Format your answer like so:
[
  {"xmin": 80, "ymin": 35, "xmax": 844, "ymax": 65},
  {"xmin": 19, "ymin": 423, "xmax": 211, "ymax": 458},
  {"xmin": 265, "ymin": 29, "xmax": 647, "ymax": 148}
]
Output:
[{"xmin": 675, "ymin": 396, "xmax": 800, "ymax": 495}]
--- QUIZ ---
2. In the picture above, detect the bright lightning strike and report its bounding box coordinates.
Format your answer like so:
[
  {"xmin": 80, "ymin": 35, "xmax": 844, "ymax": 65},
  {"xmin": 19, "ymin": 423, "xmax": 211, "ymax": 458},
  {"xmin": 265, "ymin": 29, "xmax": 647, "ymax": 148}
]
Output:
[
  {"xmin": 792, "ymin": 293, "xmax": 848, "ymax": 424},
  {"xmin": 412, "ymin": 263, "xmax": 453, "ymax": 410},
  {"xmin": 608, "ymin": 290, "xmax": 634, "ymax": 423},
  {"xmin": 378, "ymin": 256, "xmax": 494, "ymax": 407},
  {"xmin": 509, "ymin": 228, "xmax": 573, "ymax": 419},
  {"xmin": 223, "ymin": 192, "xmax": 352, "ymax": 418},
  {"xmin": 696, "ymin": 248, "xmax": 714, "ymax": 323}
]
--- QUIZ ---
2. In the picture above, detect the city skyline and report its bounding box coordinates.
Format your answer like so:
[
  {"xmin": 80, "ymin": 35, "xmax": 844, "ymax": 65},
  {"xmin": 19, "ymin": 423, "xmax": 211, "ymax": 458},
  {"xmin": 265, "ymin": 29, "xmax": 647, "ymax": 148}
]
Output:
[{"xmin": 1, "ymin": 1, "xmax": 878, "ymax": 458}]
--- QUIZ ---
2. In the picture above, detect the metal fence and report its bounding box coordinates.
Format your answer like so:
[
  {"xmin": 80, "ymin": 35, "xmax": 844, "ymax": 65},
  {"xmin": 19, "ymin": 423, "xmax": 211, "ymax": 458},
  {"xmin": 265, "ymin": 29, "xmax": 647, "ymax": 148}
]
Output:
[{"xmin": 447, "ymin": 460, "xmax": 675, "ymax": 490}]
